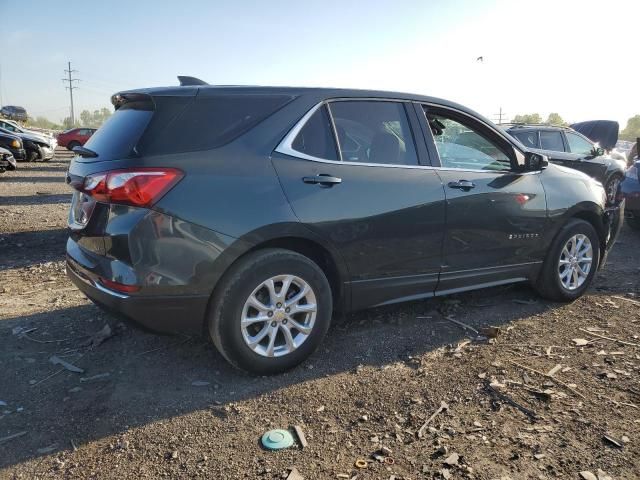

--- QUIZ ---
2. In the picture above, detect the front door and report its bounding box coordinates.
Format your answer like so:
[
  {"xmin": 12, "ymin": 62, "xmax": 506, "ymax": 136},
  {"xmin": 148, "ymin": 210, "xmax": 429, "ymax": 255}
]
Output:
[
  {"xmin": 420, "ymin": 106, "xmax": 548, "ymax": 294},
  {"xmin": 272, "ymin": 100, "xmax": 446, "ymax": 309}
]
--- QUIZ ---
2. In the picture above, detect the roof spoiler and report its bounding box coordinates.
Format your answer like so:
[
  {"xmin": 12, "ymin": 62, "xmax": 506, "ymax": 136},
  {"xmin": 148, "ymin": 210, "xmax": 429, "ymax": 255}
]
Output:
[{"xmin": 177, "ymin": 76, "xmax": 209, "ymax": 86}]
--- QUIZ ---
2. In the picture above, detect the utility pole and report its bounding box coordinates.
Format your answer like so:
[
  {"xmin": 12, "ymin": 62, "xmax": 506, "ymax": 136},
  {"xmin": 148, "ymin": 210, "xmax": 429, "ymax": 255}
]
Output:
[
  {"xmin": 493, "ymin": 107, "xmax": 506, "ymax": 125},
  {"xmin": 62, "ymin": 61, "xmax": 79, "ymax": 125}
]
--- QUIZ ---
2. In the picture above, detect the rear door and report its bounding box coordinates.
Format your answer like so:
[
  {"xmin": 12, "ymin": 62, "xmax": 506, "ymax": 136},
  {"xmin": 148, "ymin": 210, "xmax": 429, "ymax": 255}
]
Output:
[
  {"xmin": 272, "ymin": 99, "xmax": 446, "ymax": 309},
  {"xmin": 418, "ymin": 105, "xmax": 548, "ymax": 294}
]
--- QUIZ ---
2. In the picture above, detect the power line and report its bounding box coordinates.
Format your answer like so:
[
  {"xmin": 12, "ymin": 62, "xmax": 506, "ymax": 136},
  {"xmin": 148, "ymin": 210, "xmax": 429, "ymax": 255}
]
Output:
[{"xmin": 62, "ymin": 61, "xmax": 80, "ymax": 125}]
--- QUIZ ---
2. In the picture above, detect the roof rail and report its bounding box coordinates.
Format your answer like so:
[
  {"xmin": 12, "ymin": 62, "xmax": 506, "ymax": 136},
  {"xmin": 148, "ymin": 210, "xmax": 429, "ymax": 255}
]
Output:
[
  {"xmin": 177, "ymin": 76, "xmax": 209, "ymax": 86},
  {"xmin": 500, "ymin": 122, "xmax": 571, "ymax": 129}
]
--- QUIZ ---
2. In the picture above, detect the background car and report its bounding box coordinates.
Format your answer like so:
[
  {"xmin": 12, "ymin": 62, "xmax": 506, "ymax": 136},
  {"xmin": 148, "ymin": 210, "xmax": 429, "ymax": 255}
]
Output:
[
  {"xmin": 0, "ymin": 129, "xmax": 25, "ymax": 161},
  {"xmin": 620, "ymin": 143, "xmax": 639, "ymax": 230},
  {"xmin": 0, "ymin": 105, "xmax": 28, "ymax": 122},
  {"xmin": 0, "ymin": 126, "xmax": 55, "ymax": 162},
  {"xmin": 0, "ymin": 146, "xmax": 16, "ymax": 172},
  {"xmin": 56, "ymin": 127, "xmax": 96, "ymax": 150},
  {"xmin": 0, "ymin": 118, "xmax": 55, "ymax": 140},
  {"xmin": 504, "ymin": 123, "xmax": 627, "ymax": 203},
  {"xmin": 65, "ymin": 80, "xmax": 622, "ymax": 374}
]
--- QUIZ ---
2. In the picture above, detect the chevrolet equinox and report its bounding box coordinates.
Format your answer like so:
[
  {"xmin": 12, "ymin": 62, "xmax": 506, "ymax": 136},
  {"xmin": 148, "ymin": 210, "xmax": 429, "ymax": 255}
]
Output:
[{"xmin": 66, "ymin": 77, "xmax": 624, "ymax": 373}]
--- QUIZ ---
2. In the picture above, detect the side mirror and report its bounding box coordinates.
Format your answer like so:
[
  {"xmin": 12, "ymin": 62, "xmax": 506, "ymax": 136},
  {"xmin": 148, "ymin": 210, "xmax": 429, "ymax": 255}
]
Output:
[{"xmin": 524, "ymin": 151, "xmax": 548, "ymax": 171}]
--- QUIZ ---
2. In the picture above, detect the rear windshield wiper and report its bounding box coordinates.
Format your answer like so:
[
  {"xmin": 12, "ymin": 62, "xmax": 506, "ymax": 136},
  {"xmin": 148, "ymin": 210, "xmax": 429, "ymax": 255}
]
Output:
[{"xmin": 72, "ymin": 146, "xmax": 98, "ymax": 158}]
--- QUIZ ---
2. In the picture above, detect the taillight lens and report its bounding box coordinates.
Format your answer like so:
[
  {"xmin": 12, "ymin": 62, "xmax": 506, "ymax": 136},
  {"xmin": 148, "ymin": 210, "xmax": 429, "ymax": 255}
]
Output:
[{"xmin": 80, "ymin": 168, "xmax": 183, "ymax": 208}]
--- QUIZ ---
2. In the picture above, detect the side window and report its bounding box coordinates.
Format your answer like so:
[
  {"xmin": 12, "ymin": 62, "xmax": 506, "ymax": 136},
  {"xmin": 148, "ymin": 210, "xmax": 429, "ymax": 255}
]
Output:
[
  {"xmin": 565, "ymin": 131, "xmax": 593, "ymax": 155},
  {"xmin": 291, "ymin": 105, "xmax": 338, "ymax": 160},
  {"xmin": 328, "ymin": 101, "xmax": 418, "ymax": 165},
  {"xmin": 426, "ymin": 111, "xmax": 511, "ymax": 171},
  {"xmin": 539, "ymin": 131, "xmax": 565, "ymax": 151},
  {"xmin": 512, "ymin": 131, "xmax": 539, "ymax": 148}
]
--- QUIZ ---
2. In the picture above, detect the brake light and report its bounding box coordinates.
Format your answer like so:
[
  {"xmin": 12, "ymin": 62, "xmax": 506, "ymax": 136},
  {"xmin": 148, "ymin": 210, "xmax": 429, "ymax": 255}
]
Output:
[{"xmin": 81, "ymin": 168, "xmax": 183, "ymax": 207}]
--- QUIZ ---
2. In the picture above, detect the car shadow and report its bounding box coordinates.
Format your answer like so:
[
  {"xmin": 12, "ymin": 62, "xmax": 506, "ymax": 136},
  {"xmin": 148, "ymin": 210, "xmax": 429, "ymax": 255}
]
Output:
[
  {"xmin": 0, "ymin": 175, "xmax": 65, "ymax": 183},
  {"xmin": 0, "ymin": 194, "xmax": 71, "ymax": 207},
  {"xmin": 0, "ymin": 228, "xmax": 68, "ymax": 270},
  {"xmin": 0, "ymin": 281, "xmax": 556, "ymax": 469}
]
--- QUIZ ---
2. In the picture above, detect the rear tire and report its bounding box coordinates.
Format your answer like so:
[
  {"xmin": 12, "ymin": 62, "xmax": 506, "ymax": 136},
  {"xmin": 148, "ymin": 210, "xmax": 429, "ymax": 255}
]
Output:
[
  {"xmin": 534, "ymin": 219, "xmax": 600, "ymax": 302},
  {"xmin": 208, "ymin": 248, "xmax": 333, "ymax": 374}
]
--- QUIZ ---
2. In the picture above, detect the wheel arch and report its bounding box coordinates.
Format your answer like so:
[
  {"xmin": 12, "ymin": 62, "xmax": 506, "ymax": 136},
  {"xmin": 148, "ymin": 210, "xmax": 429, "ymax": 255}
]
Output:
[{"xmin": 203, "ymin": 229, "xmax": 350, "ymax": 334}]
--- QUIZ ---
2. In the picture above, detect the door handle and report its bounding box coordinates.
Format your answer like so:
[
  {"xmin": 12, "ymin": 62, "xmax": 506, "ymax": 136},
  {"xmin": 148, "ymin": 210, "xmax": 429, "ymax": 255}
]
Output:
[
  {"xmin": 302, "ymin": 174, "xmax": 342, "ymax": 187},
  {"xmin": 447, "ymin": 180, "xmax": 475, "ymax": 191}
]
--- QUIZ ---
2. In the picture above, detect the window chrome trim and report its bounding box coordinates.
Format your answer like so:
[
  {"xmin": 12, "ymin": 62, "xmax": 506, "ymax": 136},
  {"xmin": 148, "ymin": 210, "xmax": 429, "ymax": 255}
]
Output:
[{"xmin": 274, "ymin": 98, "xmax": 535, "ymax": 175}]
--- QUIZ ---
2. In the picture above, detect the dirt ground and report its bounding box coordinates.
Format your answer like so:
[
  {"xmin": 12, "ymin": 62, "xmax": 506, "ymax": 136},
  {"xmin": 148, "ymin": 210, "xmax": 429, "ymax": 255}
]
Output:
[{"xmin": 1, "ymin": 151, "xmax": 639, "ymax": 480}]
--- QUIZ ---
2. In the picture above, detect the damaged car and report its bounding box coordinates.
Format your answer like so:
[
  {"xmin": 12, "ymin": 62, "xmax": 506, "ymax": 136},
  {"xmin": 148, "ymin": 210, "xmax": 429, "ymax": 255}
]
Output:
[
  {"xmin": 504, "ymin": 122, "xmax": 627, "ymax": 204},
  {"xmin": 0, "ymin": 126, "xmax": 56, "ymax": 162}
]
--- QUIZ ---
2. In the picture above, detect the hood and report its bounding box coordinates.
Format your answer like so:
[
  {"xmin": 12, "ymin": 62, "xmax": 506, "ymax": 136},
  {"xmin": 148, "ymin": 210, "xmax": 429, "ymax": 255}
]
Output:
[
  {"xmin": 9, "ymin": 130, "xmax": 51, "ymax": 146},
  {"xmin": 570, "ymin": 120, "xmax": 619, "ymax": 150},
  {"xmin": 0, "ymin": 146, "xmax": 11, "ymax": 155}
]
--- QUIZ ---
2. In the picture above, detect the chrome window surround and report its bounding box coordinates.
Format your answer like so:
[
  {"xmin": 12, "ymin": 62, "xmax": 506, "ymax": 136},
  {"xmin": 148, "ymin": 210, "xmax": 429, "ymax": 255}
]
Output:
[{"xmin": 274, "ymin": 98, "xmax": 531, "ymax": 174}]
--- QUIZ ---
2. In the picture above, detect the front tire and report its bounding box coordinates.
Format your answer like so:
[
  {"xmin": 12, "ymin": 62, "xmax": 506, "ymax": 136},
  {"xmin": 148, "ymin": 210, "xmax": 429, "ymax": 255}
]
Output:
[
  {"xmin": 208, "ymin": 249, "xmax": 333, "ymax": 374},
  {"xmin": 26, "ymin": 150, "xmax": 37, "ymax": 162},
  {"xmin": 534, "ymin": 219, "xmax": 600, "ymax": 302}
]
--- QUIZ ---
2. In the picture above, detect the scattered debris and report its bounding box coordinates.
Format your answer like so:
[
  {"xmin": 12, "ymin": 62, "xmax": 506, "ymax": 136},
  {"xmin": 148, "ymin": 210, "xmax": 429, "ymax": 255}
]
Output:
[
  {"xmin": 579, "ymin": 472, "xmax": 597, "ymax": 480},
  {"xmin": 611, "ymin": 295, "xmax": 640, "ymax": 306},
  {"xmin": 261, "ymin": 429, "xmax": 294, "ymax": 450},
  {"xmin": 49, "ymin": 355, "xmax": 84, "ymax": 374},
  {"xmin": 191, "ymin": 381, "xmax": 210, "ymax": 387},
  {"xmin": 354, "ymin": 459, "xmax": 368, "ymax": 469},
  {"xmin": 37, "ymin": 444, "xmax": 57, "ymax": 454},
  {"xmin": 579, "ymin": 328, "xmax": 640, "ymax": 348},
  {"xmin": 546, "ymin": 364, "xmax": 562, "ymax": 377},
  {"xmin": 443, "ymin": 452, "xmax": 459, "ymax": 466},
  {"xmin": 286, "ymin": 467, "xmax": 304, "ymax": 480},
  {"xmin": 479, "ymin": 326, "xmax": 502, "ymax": 338},
  {"xmin": 485, "ymin": 381, "xmax": 538, "ymax": 421},
  {"xmin": 508, "ymin": 360, "xmax": 586, "ymax": 399},
  {"xmin": 316, "ymin": 405, "xmax": 325, "ymax": 413},
  {"xmin": 86, "ymin": 324, "xmax": 113, "ymax": 348},
  {"xmin": 442, "ymin": 316, "xmax": 479, "ymax": 334},
  {"xmin": 603, "ymin": 434, "xmax": 624, "ymax": 448},
  {"xmin": 293, "ymin": 425, "xmax": 308, "ymax": 449},
  {"xmin": 418, "ymin": 401, "xmax": 449, "ymax": 438},
  {"xmin": 512, "ymin": 299, "xmax": 538, "ymax": 305},
  {"xmin": 79, "ymin": 373, "xmax": 110, "ymax": 382},
  {"xmin": 0, "ymin": 431, "xmax": 27, "ymax": 445},
  {"xmin": 572, "ymin": 338, "xmax": 590, "ymax": 347}
]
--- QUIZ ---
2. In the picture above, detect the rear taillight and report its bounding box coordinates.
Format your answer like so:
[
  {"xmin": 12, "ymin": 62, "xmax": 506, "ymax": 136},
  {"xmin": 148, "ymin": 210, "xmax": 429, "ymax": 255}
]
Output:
[
  {"xmin": 80, "ymin": 168, "xmax": 183, "ymax": 208},
  {"xmin": 98, "ymin": 277, "xmax": 141, "ymax": 294}
]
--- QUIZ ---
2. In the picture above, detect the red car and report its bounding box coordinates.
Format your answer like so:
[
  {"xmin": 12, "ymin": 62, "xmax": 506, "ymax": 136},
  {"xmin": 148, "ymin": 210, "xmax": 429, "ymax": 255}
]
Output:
[{"xmin": 57, "ymin": 128, "xmax": 97, "ymax": 150}]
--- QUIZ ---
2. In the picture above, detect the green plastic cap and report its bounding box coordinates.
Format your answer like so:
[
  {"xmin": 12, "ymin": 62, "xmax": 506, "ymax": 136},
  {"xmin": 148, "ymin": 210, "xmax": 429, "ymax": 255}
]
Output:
[{"xmin": 261, "ymin": 429, "xmax": 294, "ymax": 450}]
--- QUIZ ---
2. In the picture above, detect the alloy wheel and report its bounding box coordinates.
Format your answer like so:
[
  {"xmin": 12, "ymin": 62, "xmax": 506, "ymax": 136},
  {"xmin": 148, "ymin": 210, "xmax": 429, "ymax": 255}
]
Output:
[
  {"xmin": 240, "ymin": 274, "xmax": 317, "ymax": 357},
  {"xmin": 557, "ymin": 234, "xmax": 593, "ymax": 290}
]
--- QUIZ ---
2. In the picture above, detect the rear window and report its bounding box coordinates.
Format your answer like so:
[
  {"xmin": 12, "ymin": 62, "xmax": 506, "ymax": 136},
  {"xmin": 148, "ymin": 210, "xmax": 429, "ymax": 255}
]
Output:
[
  {"xmin": 82, "ymin": 103, "xmax": 153, "ymax": 161},
  {"xmin": 82, "ymin": 93, "xmax": 293, "ymax": 161},
  {"xmin": 140, "ymin": 93, "xmax": 294, "ymax": 156}
]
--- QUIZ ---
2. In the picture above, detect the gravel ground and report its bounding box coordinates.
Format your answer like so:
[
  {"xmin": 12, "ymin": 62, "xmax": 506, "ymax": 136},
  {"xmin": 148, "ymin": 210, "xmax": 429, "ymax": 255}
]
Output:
[{"xmin": 1, "ymin": 151, "xmax": 639, "ymax": 480}]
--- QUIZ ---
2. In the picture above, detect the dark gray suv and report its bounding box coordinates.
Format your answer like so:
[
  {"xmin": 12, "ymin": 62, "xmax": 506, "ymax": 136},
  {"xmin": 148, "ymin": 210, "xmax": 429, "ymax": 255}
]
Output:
[{"xmin": 66, "ymin": 79, "xmax": 623, "ymax": 373}]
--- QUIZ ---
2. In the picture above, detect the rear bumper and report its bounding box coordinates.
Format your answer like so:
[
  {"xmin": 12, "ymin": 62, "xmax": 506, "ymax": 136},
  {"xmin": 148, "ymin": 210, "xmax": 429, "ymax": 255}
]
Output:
[
  {"xmin": 621, "ymin": 177, "xmax": 640, "ymax": 215},
  {"xmin": 66, "ymin": 249, "xmax": 209, "ymax": 334}
]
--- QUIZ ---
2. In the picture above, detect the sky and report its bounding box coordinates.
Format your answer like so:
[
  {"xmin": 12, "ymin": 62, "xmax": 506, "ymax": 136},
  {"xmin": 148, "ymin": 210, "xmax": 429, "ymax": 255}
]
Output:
[{"xmin": 1, "ymin": 0, "xmax": 638, "ymax": 126}]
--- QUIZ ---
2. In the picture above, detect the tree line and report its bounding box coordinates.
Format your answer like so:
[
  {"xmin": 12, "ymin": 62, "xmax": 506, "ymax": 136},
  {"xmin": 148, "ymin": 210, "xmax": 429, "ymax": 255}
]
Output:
[
  {"xmin": 26, "ymin": 108, "xmax": 112, "ymax": 131},
  {"xmin": 510, "ymin": 113, "xmax": 640, "ymax": 142}
]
